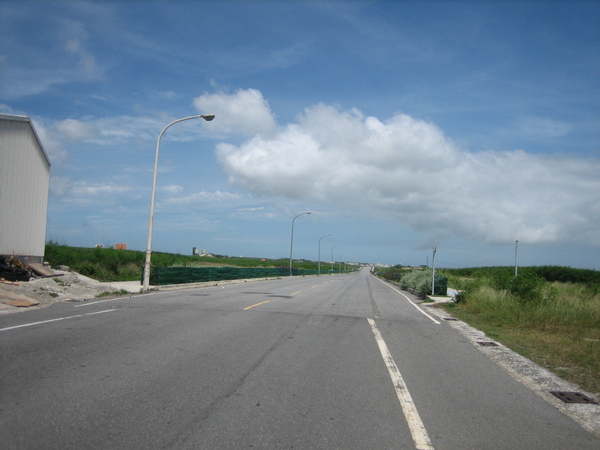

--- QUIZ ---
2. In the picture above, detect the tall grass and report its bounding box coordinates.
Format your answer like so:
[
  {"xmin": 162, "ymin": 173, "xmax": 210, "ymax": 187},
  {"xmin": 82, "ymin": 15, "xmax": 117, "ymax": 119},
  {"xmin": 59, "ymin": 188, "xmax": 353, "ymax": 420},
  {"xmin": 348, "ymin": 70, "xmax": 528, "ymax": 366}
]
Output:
[{"xmin": 443, "ymin": 275, "xmax": 600, "ymax": 395}]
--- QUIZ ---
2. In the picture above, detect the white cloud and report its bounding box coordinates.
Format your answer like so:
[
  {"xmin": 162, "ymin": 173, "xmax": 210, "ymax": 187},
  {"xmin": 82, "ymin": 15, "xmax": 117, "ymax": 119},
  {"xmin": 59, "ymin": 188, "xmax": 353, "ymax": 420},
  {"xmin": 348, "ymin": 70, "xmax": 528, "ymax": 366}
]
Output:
[
  {"xmin": 86, "ymin": 115, "xmax": 164, "ymax": 144},
  {"xmin": 70, "ymin": 181, "xmax": 132, "ymax": 196},
  {"xmin": 1, "ymin": 67, "xmax": 67, "ymax": 100},
  {"xmin": 24, "ymin": 88, "xmax": 276, "ymax": 154},
  {"xmin": 52, "ymin": 180, "xmax": 135, "ymax": 205},
  {"xmin": 45, "ymin": 113, "xmax": 219, "ymax": 147},
  {"xmin": 49, "ymin": 175, "xmax": 70, "ymax": 197},
  {"xmin": 56, "ymin": 118, "xmax": 99, "ymax": 141},
  {"xmin": 160, "ymin": 185, "xmax": 184, "ymax": 194},
  {"xmin": 0, "ymin": 104, "xmax": 15, "ymax": 113},
  {"xmin": 65, "ymin": 38, "xmax": 100, "ymax": 80},
  {"xmin": 0, "ymin": 11, "xmax": 107, "ymax": 100},
  {"xmin": 217, "ymin": 102, "xmax": 600, "ymax": 247},
  {"xmin": 192, "ymin": 88, "xmax": 276, "ymax": 137},
  {"xmin": 163, "ymin": 190, "xmax": 243, "ymax": 205},
  {"xmin": 514, "ymin": 116, "xmax": 573, "ymax": 140},
  {"xmin": 31, "ymin": 119, "xmax": 68, "ymax": 163}
]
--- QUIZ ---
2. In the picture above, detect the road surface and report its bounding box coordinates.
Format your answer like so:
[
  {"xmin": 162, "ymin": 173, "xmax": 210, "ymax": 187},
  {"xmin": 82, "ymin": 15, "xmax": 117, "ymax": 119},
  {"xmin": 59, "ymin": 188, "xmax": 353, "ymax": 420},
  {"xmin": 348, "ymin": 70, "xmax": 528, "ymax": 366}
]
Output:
[{"xmin": 1, "ymin": 268, "xmax": 598, "ymax": 449}]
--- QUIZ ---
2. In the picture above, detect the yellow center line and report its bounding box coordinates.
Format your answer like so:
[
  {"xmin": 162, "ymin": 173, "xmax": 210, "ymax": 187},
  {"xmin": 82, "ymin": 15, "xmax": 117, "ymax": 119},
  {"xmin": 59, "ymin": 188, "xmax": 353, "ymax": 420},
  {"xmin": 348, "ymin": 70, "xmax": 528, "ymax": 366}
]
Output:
[
  {"xmin": 311, "ymin": 285, "xmax": 319, "ymax": 289},
  {"xmin": 244, "ymin": 291, "xmax": 304, "ymax": 310},
  {"xmin": 243, "ymin": 300, "xmax": 271, "ymax": 310}
]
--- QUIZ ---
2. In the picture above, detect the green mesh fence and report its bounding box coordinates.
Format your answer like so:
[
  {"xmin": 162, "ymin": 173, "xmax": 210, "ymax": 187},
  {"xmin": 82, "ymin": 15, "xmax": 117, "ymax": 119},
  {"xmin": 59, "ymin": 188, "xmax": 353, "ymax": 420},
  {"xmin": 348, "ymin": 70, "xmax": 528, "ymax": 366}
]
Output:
[
  {"xmin": 433, "ymin": 275, "xmax": 448, "ymax": 295},
  {"xmin": 148, "ymin": 266, "xmax": 323, "ymax": 285}
]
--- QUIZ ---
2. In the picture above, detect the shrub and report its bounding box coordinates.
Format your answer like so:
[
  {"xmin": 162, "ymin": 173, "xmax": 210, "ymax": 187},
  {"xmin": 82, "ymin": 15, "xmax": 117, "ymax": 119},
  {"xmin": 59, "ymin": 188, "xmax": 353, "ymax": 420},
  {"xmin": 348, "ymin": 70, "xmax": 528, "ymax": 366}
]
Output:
[
  {"xmin": 507, "ymin": 273, "xmax": 545, "ymax": 304},
  {"xmin": 396, "ymin": 269, "xmax": 446, "ymax": 298}
]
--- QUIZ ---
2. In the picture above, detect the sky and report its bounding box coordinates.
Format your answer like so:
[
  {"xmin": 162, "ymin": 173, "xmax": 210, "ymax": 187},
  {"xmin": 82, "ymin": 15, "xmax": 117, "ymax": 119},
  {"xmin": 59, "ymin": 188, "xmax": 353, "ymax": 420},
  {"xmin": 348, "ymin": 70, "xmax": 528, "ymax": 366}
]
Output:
[{"xmin": 1, "ymin": 0, "xmax": 599, "ymax": 269}]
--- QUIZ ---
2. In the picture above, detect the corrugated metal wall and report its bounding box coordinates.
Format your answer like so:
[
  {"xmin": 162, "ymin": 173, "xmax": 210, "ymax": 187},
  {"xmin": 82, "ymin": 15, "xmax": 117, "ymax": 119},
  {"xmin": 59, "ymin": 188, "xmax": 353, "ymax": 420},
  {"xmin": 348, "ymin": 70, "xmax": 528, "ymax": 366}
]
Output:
[{"xmin": 0, "ymin": 116, "xmax": 51, "ymax": 262}]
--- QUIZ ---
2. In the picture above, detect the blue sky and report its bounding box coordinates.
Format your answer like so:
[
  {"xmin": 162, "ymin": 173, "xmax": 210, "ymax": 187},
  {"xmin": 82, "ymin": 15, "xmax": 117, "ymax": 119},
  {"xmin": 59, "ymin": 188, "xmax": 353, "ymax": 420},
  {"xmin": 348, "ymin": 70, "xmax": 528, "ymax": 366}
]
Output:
[{"xmin": 1, "ymin": 0, "xmax": 599, "ymax": 269}]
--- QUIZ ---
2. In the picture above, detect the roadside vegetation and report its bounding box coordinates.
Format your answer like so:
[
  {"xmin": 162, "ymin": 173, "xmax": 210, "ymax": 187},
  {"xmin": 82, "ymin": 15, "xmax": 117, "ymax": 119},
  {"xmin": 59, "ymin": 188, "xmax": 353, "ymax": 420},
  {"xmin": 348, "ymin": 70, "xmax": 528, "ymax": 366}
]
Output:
[
  {"xmin": 379, "ymin": 265, "xmax": 599, "ymax": 396},
  {"xmin": 44, "ymin": 241, "xmax": 355, "ymax": 282},
  {"xmin": 375, "ymin": 265, "xmax": 448, "ymax": 297}
]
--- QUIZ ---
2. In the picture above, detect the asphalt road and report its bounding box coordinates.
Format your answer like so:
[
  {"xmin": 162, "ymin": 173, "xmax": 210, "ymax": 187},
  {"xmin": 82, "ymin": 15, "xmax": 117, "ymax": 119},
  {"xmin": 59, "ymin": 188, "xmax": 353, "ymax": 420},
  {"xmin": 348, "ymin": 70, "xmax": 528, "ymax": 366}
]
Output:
[{"xmin": 1, "ymin": 268, "xmax": 598, "ymax": 449}]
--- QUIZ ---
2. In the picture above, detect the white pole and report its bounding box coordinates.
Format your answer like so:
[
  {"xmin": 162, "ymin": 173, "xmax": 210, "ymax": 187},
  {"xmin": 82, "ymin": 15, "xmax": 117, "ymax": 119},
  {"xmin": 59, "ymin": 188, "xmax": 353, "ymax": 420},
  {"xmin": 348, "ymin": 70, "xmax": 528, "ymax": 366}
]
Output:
[
  {"xmin": 431, "ymin": 247, "xmax": 437, "ymax": 296},
  {"xmin": 515, "ymin": 240, "xmax": 519, "ymax": 276},
  {"xmin": 289, "ymin": 211, "xmax": 311, "ymax": 276},
  {"xmin": 318, "ymin": 234, "xmax": 330, "ymax": 275},
  {"xmin": 331, "ymin": 244, "xmax": 341, "ymax": 273},
  {"xmin": 142, "ymin": 114, "xmax": 214, "ymax": 291}
]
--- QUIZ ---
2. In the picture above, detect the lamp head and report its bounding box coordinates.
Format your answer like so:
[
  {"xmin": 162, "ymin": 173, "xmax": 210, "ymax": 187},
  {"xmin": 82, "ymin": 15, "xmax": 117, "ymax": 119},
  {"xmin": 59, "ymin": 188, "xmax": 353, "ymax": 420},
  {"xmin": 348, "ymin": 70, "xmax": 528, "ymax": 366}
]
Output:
[{"xmin": 202, "ymin": 114, "xmax": 215, "ymax": 121}]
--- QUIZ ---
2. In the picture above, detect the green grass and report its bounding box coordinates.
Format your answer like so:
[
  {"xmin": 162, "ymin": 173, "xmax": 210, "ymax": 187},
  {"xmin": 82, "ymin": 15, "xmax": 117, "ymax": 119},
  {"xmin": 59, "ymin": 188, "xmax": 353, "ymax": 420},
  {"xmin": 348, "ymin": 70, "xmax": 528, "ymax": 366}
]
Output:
[
  {"xmin": 44, "ymin": 241, "xmax": 355, "ymax": 282},
  {"xmin": 96, "ymin": 289, "xmax": 130, "ymax": 298},
  {"xmin": 441, "ymin": 280, "xmax": 600, "ymax": 396}
]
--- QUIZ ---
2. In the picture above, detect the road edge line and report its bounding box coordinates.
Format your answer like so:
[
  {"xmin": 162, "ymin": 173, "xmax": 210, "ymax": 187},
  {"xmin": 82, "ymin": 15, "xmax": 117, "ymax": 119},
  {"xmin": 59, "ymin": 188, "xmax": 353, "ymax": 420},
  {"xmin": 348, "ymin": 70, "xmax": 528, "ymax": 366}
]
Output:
[
  {"xmin": 367, "ymin": 318, "xmax": 434, "ymax": 450},
  {"xmin": 372, "ymin": 276, "xmax": 440, "ymax": 324}
]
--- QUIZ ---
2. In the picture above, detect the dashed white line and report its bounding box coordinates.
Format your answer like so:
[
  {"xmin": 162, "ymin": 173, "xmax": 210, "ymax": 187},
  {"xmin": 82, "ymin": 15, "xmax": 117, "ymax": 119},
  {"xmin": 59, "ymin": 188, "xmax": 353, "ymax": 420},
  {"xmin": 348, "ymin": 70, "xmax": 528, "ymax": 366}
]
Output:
[
  {"xmin": 73, "ymin": 292, "xmax": 154, "ymax": 307},
  {"xmin": 367, "ymin": 318, "xmax": 434, "ymax": 450},
  {"xmin": 0, "ymin": 309, "xmax": 117, "ymax": 332},
  {"xmin": 73, "ymin": 297, "xmax": 128, "ymax": 307}
]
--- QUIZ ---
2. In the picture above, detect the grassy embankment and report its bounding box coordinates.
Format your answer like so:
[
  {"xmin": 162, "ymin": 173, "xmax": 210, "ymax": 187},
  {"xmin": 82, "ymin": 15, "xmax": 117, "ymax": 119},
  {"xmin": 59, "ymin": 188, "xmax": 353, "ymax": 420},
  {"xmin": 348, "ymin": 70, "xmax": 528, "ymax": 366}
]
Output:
[
  {"xmin": 44, "ymin": 241, "xmax": 344, "ymax": 282},
  {"xmin": 380, "ymin": 265, "xmax": 600, "ymax": 397}
]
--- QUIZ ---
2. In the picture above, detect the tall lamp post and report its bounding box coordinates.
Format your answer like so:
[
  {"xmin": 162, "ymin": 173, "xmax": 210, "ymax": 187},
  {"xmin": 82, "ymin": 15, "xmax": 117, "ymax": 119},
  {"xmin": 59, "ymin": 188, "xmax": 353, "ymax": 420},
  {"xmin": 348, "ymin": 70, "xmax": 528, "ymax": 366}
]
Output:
[
  {"xmin": 289, "ymin": 211, "xmax": 311, "ymax": 276},
  {"xmin": 318, "ymin": 234, "xmax": 331, "ymax": 275},
  {"xmin": 515, "ymin": 240, "xmax": 519, "ymax": 276},
  {"xmin": 331, "ymin": 244, "xmax": 341, "ymax": 273},
  {"xmin": 142, "ymin": 114, "xmax": 215, "ymax": 291},
  {"xmin": 431, "ymin": 246, "xmax": 437, "ymax": 296}
]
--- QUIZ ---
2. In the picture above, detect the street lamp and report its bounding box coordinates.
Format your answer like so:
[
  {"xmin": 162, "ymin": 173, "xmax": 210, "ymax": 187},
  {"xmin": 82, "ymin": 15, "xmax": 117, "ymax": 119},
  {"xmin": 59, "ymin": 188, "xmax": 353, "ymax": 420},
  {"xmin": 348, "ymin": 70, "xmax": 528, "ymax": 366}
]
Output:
[
  {"xmin": 289, "ymin": 211, "xmax": 311, "ymax": 276},
  {"xmin": 515, "ymin": 240, "xmax": 519, "ymax": 276},
  {"xmin": 142, "ymin": 114, "xmax": 215, "ymax": 291},
  {"xmin": 318, "ymin": 234, "xmax": 331, "ymax": 275},
  {"xmin": 331, "ymin": 244, "xmax": 341, "ymax": 273}
]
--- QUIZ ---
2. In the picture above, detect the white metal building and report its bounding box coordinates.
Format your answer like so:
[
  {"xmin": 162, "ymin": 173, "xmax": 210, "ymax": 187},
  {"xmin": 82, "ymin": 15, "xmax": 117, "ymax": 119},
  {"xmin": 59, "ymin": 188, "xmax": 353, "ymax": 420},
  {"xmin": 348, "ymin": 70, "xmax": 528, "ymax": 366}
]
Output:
[{"xmin": 0, "ymin": 113, "xmax": 51, "ymax": 264}]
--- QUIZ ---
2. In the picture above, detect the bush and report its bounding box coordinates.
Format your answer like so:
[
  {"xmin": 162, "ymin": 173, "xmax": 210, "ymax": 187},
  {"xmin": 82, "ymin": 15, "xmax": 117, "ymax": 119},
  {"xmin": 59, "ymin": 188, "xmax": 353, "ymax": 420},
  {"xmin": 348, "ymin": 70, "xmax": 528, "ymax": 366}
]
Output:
[
  {"xmin": 415, "ymin": 274, "xmax": 432, "ymax": 298},
  {"xmin": 396, "ymin": 269, "xmax": 447, "ymax": 298},
  {"xmin": 443, "ymin": 265, "xmax": 600, "ymax": 291},
  {"xmin": 399, "ymin": 269, "xmax": 427, "ymax": 291},
  {"xmin": 507, "ymin": 273, "xmax": 544, "ymax": 304}
]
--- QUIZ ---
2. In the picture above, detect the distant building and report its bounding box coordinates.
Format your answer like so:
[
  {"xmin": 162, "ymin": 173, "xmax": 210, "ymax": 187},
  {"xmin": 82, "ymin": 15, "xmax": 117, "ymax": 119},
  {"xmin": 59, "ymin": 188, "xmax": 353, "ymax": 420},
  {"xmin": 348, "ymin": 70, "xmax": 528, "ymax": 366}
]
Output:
[{"xmin": 0, "ymin": 114, "xmax": 51, "ymax": 264}]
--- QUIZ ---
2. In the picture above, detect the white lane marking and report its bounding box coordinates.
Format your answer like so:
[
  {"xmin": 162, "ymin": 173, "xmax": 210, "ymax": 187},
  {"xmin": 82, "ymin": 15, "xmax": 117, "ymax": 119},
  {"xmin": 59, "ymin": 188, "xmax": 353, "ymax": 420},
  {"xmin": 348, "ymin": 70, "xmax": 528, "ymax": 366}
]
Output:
[
  {"xmin": 0, "ymin": 309, "xmax": 117, "ymax": 332},
  {"xmin": 367, "ymin": 318, "xmax": 434, "ymax": 450},
  {"xmin": 73, "ymin": 297, "xmax": 127, "ymax": 307},
  {"xmin": 84, "ymin": 309, "xmax": 117, "ymax": 316},
  {"xmin": 373, "ymin": 276, "xmax": 441, "ymax": 325},
  {"xmin": 74, "ymin": 292, "xmax": 155, "ymax": 307}
]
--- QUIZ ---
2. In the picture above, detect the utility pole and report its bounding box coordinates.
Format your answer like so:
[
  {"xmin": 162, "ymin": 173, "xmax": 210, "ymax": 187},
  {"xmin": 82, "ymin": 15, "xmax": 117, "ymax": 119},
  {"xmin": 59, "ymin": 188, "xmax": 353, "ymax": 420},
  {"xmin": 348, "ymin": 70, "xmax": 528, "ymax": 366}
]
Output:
[
  {"xmin": 431, "ymin": 247, "xmax": 437, "ymax": 296},
  {"xmin": 515, "ymin": 240, "xmax": 519, "ymax": 276}
]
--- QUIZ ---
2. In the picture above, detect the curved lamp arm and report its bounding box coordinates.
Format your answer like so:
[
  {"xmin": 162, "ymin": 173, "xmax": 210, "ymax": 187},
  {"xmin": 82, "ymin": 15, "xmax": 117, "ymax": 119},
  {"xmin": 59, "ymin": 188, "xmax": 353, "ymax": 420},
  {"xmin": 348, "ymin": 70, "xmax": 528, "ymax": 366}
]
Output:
[
  {"xmin": 289, "ymin": 211, "xmax": 311, "ymax": 276},
  {"xmin": 142, "ymin": 114, "xmax": 215, "ymax": 291}
]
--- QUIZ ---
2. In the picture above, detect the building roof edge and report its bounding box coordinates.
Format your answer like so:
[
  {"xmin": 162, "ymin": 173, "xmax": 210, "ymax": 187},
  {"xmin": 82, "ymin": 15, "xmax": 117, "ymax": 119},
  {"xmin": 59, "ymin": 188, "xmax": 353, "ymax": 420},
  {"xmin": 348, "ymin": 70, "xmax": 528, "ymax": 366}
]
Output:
[{"xmin": 0, "ymin": 113, "xmax": 52, "ymax": 167}]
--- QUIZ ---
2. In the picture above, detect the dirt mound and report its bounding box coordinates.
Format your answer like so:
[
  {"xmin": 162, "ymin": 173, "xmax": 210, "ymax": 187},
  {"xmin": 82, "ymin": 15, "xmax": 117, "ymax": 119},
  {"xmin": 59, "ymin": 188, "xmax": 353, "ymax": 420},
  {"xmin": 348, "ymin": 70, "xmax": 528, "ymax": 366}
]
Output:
[{"xmin": 0, "ymin": 270, "xmax": 141, "ymax": 314}]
